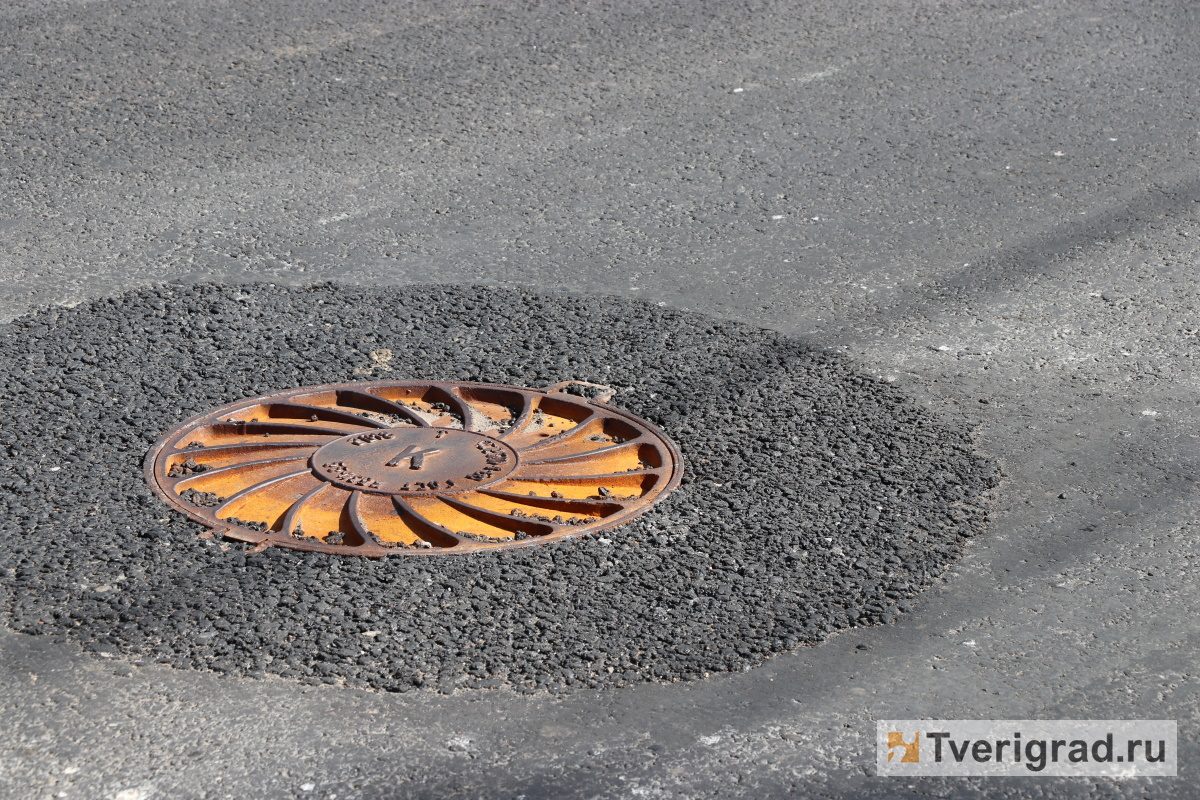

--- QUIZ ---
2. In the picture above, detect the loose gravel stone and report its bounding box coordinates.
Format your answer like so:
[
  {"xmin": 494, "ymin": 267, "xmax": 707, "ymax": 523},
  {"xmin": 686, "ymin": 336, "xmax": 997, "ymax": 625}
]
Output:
[{"xmin": 0, "ymin": 283, "xmax": 996, "ymax": 692}]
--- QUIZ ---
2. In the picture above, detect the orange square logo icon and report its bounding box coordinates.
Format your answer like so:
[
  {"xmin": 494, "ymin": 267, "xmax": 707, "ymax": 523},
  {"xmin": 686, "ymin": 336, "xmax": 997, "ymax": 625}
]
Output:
[{"xmin": 887, "ymin": 731, "xmax": 921, "ymax": 763}]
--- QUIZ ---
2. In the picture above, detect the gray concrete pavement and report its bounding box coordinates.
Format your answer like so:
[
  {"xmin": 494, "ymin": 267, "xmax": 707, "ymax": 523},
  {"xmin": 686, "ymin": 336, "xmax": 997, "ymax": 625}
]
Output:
[{"xmin": 1, "ymin": 0, "xmax": 1197, "ymax": 797}]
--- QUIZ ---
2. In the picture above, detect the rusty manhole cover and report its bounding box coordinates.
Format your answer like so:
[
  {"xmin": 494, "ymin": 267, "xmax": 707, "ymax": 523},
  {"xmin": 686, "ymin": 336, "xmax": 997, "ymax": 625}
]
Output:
[{"xmin": 146, "ymin": 380, "xmax": 683, "ymax": 556}]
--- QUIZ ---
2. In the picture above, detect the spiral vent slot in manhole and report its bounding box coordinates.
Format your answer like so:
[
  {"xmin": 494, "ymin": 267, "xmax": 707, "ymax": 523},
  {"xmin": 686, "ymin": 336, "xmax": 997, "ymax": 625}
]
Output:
[{"xmin": 145, "ymin": 380, "xmax": 683, "ymax": 556}]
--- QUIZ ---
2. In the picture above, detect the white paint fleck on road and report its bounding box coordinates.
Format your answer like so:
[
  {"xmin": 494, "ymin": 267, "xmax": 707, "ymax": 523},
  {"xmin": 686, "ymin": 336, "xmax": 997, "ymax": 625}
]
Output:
[
  {"xmin": 113, "ymin": 788, "xmax": 154, "ymax": 800},
  {"xmin": 797, "ymin": 67, "xmax": 840, "ymax": 84},
  {"xmin": 447, "ymin": 735, "xmax": 473, "ymax": 751}
]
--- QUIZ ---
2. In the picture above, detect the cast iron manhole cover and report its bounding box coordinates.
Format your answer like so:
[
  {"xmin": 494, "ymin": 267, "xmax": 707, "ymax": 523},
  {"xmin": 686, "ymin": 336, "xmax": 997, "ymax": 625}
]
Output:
[{"xmin": 146, "ymin": 380, "xmax": 683, "ymax": 556}]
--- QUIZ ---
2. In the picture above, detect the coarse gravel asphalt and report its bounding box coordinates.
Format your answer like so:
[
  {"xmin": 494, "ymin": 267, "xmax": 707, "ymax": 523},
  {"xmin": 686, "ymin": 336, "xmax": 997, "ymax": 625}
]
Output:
[
  {"xmin": 1, "ymin": 0, "xmax": 1198, "ymax": 798},
  {"xmin": 0, "ymin": 283, "xmax": 995, "ymax": 692}
]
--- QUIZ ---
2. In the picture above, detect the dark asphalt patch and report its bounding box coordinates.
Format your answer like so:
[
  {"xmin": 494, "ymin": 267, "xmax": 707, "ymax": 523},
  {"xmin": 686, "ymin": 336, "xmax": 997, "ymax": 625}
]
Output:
[{"xmin": 0, "ymin": 283, "xmax": 996, "ymax": 692}]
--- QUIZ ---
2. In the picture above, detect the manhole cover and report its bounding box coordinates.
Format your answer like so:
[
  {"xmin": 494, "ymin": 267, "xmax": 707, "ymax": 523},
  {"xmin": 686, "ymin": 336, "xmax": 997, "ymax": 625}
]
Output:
[{"xmin": 146, "ymin": 380, "xmax": 683, "ymax": 556}]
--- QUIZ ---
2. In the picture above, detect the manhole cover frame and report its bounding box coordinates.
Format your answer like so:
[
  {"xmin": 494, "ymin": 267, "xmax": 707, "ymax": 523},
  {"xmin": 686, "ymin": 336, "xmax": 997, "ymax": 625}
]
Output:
[{"xmin": 145, "ymin": 379, "xmax": 684, "ymax": 557}]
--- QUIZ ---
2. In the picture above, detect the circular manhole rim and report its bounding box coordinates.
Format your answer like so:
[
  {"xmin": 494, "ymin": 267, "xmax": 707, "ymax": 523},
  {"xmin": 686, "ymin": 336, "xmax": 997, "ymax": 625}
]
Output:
[{"xmin": 144, "ymin": 379, "xmax": 684, "ymax": 557}]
